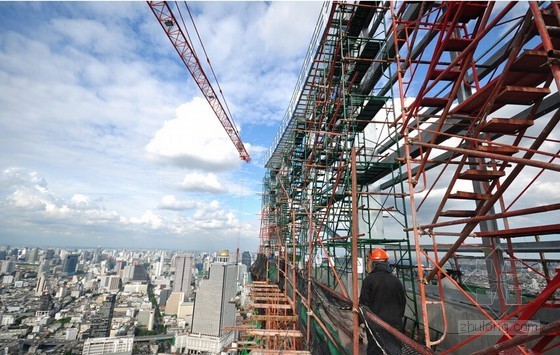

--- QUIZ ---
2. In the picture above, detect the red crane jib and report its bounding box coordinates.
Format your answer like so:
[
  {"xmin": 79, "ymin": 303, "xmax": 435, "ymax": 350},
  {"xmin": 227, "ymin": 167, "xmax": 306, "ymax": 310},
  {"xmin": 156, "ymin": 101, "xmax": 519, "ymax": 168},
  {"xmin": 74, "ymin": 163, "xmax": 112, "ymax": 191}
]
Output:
[{"xmin": 147, "ymin": 1, "xmax": 251, "ymax": 162}]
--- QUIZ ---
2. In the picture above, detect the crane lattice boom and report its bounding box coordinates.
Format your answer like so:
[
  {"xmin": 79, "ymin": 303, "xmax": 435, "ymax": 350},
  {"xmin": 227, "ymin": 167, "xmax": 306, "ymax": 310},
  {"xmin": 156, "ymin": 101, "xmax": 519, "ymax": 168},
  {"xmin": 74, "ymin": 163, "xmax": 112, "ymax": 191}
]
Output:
[{"xmin": 148, "ymin": 1, "xmax": 251, "ymax": 162}]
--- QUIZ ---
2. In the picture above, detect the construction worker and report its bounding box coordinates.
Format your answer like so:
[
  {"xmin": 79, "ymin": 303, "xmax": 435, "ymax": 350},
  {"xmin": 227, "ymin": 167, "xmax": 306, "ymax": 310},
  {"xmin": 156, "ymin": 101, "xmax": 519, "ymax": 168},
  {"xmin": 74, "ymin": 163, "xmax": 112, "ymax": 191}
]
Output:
[{"xmin": 359, "ymin": 248, "xmax": 406, "ymax": 355}]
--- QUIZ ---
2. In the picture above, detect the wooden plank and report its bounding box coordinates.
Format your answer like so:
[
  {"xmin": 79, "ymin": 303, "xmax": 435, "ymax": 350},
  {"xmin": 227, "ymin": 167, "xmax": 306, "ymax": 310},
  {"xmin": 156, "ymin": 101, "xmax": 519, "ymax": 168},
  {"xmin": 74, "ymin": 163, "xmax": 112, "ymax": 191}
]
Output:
[
  {"xmin": 249, "ymin": 303, "xmax": 293, "ymax": 309},
  {"xmin": 420, "ymin": 97, "xmax": 449, "ymax": 107},
  {"xmin": 481, "ymin": 118, "xmax": 534, "ymax": 134},
  {"xmin": 475, "ymin": 224, "xmax": 560, "ymax": 238},
  {"xmin": 251, "ymin": 296, "xmax": 290, "ymax": 302},
  {"xmin": 440, "ymin": 210, "xmax": 477, "ymax": 218},
  {"xmin": 495, "ymin": 86, "xmax": 550, "ymax": 105},
  {"xmin": 248, "ymin": 315, "xmax": 299, "ymax": 322},
  {"xmin": 459, "ymin": 169, "xmax": 505, "ymax": 181},
  {"xmin": 245, "ymin": 329, "xmax": 303, "ymax": 337},
  {"xmin": 477, "ymin": 144, "xmax": 519, "ymax": 156},
  {"xmin": 449, "ymin": 191, "xmax": 492, "ymax": 200}
]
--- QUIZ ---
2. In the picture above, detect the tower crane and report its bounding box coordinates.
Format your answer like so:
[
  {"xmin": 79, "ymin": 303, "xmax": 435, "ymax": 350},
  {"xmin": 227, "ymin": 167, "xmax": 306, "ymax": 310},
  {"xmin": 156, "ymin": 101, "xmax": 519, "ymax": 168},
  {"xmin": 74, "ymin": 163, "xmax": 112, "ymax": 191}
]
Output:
[{"xmin": 147, "ymin": 1, "xmax": 251, "ymax": 162}]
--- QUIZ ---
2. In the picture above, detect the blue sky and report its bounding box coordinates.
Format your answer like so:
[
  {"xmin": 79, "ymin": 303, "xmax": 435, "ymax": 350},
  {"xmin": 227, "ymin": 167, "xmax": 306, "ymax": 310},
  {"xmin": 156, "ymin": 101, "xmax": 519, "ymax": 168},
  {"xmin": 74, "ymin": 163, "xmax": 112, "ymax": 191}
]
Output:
[{"xmin": 0, "ymin": 1, "xmax": 323, "ymax": 251}]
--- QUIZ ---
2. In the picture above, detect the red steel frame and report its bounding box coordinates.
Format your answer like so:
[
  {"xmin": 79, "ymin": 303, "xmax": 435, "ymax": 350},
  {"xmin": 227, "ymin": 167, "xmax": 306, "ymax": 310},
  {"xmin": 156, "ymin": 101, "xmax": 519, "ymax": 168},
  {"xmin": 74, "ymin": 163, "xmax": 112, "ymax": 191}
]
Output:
[{"xmin": 392, "ymin": 0, "xmax": 560, "ymax": 352}]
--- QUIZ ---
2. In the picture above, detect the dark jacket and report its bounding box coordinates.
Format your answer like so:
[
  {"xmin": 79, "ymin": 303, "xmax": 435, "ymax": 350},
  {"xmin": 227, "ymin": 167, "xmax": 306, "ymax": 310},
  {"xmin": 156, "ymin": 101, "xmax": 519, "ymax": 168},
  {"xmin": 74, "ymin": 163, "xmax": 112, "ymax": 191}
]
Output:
[{"xmin": 359, "ymin": 267, "xmax": 406, "ymax": 330}]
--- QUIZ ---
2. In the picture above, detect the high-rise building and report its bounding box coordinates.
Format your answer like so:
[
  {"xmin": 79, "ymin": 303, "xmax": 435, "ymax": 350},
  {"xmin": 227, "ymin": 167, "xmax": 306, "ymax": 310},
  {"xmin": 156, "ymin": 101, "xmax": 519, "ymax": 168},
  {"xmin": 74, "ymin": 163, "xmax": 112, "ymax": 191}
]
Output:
[
  {"xmin": 27, "ymin": 248, "xmax": 39, "ymax": 263},
  {"xmin": 38, "ymin": 260, "xmax": 50, "ymax": 274},
  {"xmin": 45, "ymin": 249, "xmax": 55, "ymax": 260},
  {"xmin": 191, "ymin": 262, "xmax": 237, "ymax": 337},
  {"xmin": 114, "ymin": 261, "xmax": 125, "ymax": 273},
  {"xmin": 237, "ymin": 263, "xmax": 249, "ymax": 286},
  {"xmin": 0, "ymin": 261, "xmax": 16, "ymax": 274},
  {"xmin": 35, "ymin": 274, "xmax": 47, "ymax": 296},
  {"xmin": 173, "ymin": 254, "xmax": 193, "ymax": 298},
  {"xmin": 164, "ymin": 292, "xmax": 184, "ymax": 316},
  {"xmin": 62, "ymin": 254, "xmax": 79, "ymax": 276},
  {"xmin": 154, "ymin": 261, "xmax": 162, "ymax": 277},
  {"xmin": 159, "ymin": 289, "xmax": 172, "ymax": 308},
  {"xmin": 89, "ymin": 295, "xmax": 116, "ymax": 338},
  {"xmin": 242, "ymin": 251, "xmax": 252, "ymax": 267},
  {"xmin": 155, "ymin": 253, "xmax": 164, "ymax": 277}
]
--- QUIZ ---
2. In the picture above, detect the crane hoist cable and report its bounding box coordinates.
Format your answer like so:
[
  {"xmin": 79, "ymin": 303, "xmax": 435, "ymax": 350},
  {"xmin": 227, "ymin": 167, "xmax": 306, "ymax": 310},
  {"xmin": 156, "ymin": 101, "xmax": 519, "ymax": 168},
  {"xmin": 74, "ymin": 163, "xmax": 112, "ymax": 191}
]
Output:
[
  {"xmin": 147, "ymin": 1, "xmax": 251, "ymax": 162},
  {"xmin": 182, "ymin": 2, "xmax": 237, "ymax": 125}
]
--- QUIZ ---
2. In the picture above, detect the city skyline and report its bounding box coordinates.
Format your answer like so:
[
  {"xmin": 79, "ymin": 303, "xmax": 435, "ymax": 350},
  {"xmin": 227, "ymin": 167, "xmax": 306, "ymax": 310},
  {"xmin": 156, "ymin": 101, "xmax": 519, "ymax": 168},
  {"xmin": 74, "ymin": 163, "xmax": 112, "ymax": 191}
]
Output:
[{"xmin": 0, "ymin": 243, "xmax": 251, "ymax": 354}]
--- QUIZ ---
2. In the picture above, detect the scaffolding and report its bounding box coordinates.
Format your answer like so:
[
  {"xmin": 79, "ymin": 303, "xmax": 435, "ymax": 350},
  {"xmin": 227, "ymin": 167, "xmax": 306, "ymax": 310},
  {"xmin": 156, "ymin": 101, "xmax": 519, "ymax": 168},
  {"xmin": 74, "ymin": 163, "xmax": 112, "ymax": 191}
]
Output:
[{"xmin": 258, "ymin": 1, "xmax": 560, "ymax": 354}]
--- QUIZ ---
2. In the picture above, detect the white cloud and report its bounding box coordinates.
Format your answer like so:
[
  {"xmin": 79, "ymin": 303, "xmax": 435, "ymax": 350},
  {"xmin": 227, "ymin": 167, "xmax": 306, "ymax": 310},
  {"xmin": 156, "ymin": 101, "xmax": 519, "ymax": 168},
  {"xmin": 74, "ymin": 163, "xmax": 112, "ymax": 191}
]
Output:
[
  {"xmin": 50, "ymin": 18, "xmax": 134, "ymax": 56},
  {"xmin": 129, "ymin": 210, "xmax": 163, "ymax": 229},
  {"xmin": 158, "ymin": 195, "xmax": 197, "ymax": 211},
  {"xmin": 178, "ymin": 172, "xmax": 226, "ymax": 194},
  {"xmin": 256, "ymin": 2, "xmax": 322, "ymax": 58},
  {"xmin": 70, "ymin": 194, "xmax": 94, "ymax": 209},
  {"xmin": 10, "ymin": 188, "xmax": 49, "ymax": 211},
  {"xmin": 146, "ymin": 97, "xmax": 244, "ymax": 171},
  {"xmin": 191, "ymin": 200, "xmax": 239, "ymax": 230},
  {"xmin": 0, "ymin": 167, "xmax": 260, "ymax": 250},
  {"xmin": 2, "ymin": 168, "xmax": 120, "ymax": 224}
]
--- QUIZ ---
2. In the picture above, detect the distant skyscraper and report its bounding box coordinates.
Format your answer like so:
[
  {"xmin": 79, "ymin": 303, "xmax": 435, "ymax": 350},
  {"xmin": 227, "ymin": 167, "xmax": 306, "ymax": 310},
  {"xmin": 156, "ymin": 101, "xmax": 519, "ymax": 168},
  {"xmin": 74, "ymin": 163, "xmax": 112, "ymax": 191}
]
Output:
[
  {"xmin": 191, "ymin": 262, "xmax": 237, "ymax": 337},
  {"xmin": 155, "ymin": 253, "xmax": 164, "ymax": 277},
  {"xmin": 242, "ymin": 251, "xmax": 252, "ymax": 267},
  {"xmin": 45, "ymin": 249, "xmax": 55, "ymax": 260},
  {"xmin": 27, "ymin": 248, "xmax": 39, "ymax": 263},
  {"xmin": 0, "ymin": 261, "xmax": 16, "ymax": 274},
  {"xmin": 62, "ymin": 254, "xmax": 79, "ymax": 276},
  {"xmin": 114, "ymin": 261, "xmax": 125, "ymax": 273},
  {"xmin": 38, "ymin": 260, "xmax": 50, "ymax": 275},
  {"xmin": 173, "ymin": 254, "xmax": 193, "ymax": 297},
  {"xmin": 159, "ymin": 289, "xmax": 172, "ymax": 308},
  {"xmin": 35, "ymin": 274, "xmax": 47, "ymax": 296}
]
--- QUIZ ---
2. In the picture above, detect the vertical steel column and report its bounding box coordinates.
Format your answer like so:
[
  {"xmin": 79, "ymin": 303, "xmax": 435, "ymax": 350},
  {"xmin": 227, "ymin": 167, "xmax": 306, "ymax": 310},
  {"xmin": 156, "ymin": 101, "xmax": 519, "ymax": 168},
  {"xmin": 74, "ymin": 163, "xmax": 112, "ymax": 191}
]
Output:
[{"xmin": 351, "ymin": 147, "xmax": 360, "ymax": 355}]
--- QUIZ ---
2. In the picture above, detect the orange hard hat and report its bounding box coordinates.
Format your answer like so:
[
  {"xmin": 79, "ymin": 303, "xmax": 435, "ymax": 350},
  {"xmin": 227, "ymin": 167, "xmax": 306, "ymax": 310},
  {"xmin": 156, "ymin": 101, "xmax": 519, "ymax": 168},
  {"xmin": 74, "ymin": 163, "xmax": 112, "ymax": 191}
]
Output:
[{"xmin": 369, "ymin": 248, "xmax": 389, "ymax": 261}]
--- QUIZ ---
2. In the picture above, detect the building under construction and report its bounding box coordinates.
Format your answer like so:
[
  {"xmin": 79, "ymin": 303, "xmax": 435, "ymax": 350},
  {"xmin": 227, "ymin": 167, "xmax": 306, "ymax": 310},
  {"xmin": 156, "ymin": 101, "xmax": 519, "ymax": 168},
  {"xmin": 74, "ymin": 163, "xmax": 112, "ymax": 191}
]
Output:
[{"xmin": 239, "ymin": 1, "xmax": 560, "ymax": 354}]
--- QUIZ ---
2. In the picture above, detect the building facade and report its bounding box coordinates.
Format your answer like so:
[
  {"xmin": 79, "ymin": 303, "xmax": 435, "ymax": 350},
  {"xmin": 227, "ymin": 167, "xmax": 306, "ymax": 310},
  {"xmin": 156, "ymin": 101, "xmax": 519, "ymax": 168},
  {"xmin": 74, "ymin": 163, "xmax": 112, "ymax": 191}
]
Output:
[
  {"xmin": 82, "ymin": 336, "xmax": 134, "ymax": 355},
  {"xmin": 137, "ymin": 309, "xmax": 155, "ymax": 331},
  {"xmin": 191, "ymin": 262, "xmax": 237, "ymax": 337},
  {"xmin": 241, "ymin": 251, "xmax": 252, "ymax": 267},
  {"xmin": 173, "ymin": 254, "xmax": 193, "ymax": 298},
  {"xmin": 89, "ymin": 294, "xmax": 116, "ymax": 338},
  {"xmin": 62, "ymin": 254, "xmax": 79, "ymax": 276}
]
